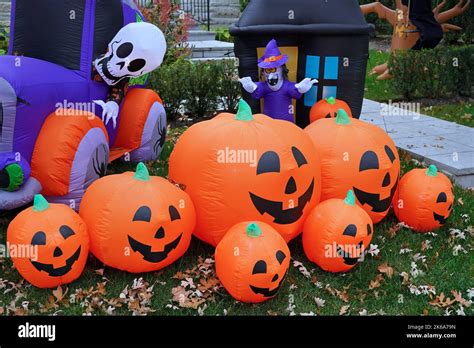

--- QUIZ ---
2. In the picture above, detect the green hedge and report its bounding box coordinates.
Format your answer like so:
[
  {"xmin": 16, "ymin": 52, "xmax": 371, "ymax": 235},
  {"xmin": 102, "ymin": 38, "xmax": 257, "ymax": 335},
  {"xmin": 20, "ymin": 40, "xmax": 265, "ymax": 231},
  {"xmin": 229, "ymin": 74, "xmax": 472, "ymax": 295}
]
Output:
[
  {"xmin": 150, "ymin": 58, "xmax": 241, "ymax": 121},
  {"xmin": 388, "ymin": 45, "xmax": 474, "ymax": 99}
]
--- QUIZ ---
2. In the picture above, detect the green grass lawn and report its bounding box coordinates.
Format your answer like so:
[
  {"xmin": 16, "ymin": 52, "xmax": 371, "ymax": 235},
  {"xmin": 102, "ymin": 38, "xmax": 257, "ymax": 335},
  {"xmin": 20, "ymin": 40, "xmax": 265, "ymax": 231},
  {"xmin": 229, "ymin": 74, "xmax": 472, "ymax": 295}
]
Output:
[
  {"xmin": 0, "ymin": 128, "xmax": 472, "ymax": 316},
  {"xmin": 365, "ymin": 50, "xmax": 474, "ymax": 127}
]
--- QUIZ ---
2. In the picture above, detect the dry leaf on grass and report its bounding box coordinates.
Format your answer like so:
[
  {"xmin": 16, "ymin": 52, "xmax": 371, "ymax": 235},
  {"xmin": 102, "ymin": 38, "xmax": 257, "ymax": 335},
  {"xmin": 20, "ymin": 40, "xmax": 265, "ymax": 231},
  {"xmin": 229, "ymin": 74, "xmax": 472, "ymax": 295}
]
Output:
[
  {"xmin": 339, "ymin": 305, "xmax": 350, "ymax": 315},
  {"xmin": 369, "ymin": 274, "xmax": 384, "ymax": 290},
  {"xmin": 377, "ymin": 263, "xmax": 394, "ymax": 278},
  {"xmin": 429, "ymin": 292, "xmax": 456, "ymax": 308}
]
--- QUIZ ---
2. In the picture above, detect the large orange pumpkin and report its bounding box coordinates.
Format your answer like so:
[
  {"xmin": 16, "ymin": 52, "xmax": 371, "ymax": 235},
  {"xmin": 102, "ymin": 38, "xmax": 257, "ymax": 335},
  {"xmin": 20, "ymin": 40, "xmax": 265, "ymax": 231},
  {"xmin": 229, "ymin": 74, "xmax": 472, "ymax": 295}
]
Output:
[
  {"xmin": 215, "ymin": 221, "xmax": 290, "ymax": 303},
  {"xmin": 393, "ymin": 165, "xmax": 454, "ymax": 232},
  {"xmin": 305, "ymin": 109, "xmax": 400, "ymax": 223},
  {"xmin": 169, "ymin": 100, "xmax": 321, "ymax": 246},
  {"xmin": 303, "ymin": 190, "xmax": 373, "ymax": 273},
  {"xmin": 79, "ymin": 163, "xmax": 195, "ymax": 273},
  {"xmin": 309, "ymin": 97, "xmax": 353, "ymax": 123},
  {"xmin": 7, "ymin": 195, "xmax": 89, "ymax": 288}
]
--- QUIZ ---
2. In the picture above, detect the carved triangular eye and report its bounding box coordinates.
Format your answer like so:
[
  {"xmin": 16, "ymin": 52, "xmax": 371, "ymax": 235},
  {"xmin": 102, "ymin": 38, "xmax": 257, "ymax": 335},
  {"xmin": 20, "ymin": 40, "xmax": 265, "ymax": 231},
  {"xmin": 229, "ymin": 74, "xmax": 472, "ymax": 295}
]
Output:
[
  {"xmin": 257, "ymin": 151, "xmax": 280, "ymax": 175},
  {"xmin": 359, "ymin": 151, "xmax": 379, "ymax": 171},
  {"xmin": 384, "ymin": 145, "xmax": 396, "ymax": 163},
  {"xmin": 343, "ymin": 224, "xmax": 357, "ymax": 237},
  {"xmin": 276, "ymin": 250, "xmax": 286, "ymax": 264},
  {"xmin": 367, "ymin": 224, "xmax": 372, "ymax": 236},
  {"xmin": 252, "ymin": 260, "xmax": 267, "ymax": 274},
  {"xmin": 292, "ymin": 147, "xmax": 308, "ymax": 167},
  {"xmin": 169, "ymin": 205, "xmax": 181, "ymax": 221},
  {"xmin": 31, "ymin": 231, "xmax": 46, "ymax": 246},
  {"xmin": 133, "ymin": 206, "xmax": 152, "ymax": 222},
  {"xmin": 59, "ymin": 225, "xmax": 75, "ymax": 239},
  {"xmin": 436, "ymin": 192, "xmax": 447, "ymax": 203}
]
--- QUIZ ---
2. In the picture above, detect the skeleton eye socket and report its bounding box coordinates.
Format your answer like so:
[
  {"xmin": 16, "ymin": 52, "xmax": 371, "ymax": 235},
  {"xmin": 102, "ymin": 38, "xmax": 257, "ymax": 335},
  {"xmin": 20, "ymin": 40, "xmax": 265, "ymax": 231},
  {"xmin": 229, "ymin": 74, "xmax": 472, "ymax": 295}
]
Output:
[
  {"xmin": 116, "ymin": 42, "xmax": 133, "ymax": 58},
  {"xmin": 128, "ymin": 59, "xmax": 146, "ymax": 73}
]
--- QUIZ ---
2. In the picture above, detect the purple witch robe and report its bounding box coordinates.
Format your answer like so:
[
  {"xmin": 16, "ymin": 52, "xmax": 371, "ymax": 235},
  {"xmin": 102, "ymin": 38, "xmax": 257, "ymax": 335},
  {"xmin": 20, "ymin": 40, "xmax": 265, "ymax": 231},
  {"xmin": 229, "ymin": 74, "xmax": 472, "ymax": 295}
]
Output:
[{"xmin": 251, "ymin": 80, "xmax": 302, "ymax": 122}]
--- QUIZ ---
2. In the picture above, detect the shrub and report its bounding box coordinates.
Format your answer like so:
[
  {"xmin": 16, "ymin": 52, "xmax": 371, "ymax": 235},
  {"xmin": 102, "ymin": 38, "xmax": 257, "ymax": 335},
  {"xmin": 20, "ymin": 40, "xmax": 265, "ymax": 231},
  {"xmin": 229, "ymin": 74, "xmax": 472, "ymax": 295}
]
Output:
[
  {"xmin": 388, "ymin": 45, "xmax": 474, "ymax": 99},
  {"xmin": 140, "ymin": 0, "xmax": 193, "ymax": 65},
  {"xmin": 0, "ymin": 27, "xmax": 9, "ymax": 55},
  {"xmin": 150, "ymin": 59, "xmax": 242, "ymax": 121}
]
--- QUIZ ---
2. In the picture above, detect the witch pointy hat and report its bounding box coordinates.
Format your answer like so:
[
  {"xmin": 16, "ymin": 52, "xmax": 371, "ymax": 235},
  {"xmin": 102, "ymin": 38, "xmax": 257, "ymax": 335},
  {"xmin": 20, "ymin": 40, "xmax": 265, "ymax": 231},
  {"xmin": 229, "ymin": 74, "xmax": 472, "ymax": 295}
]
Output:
[{"xmin": 258, "ymin": 39, "xmax": 288, "ymax": 69}]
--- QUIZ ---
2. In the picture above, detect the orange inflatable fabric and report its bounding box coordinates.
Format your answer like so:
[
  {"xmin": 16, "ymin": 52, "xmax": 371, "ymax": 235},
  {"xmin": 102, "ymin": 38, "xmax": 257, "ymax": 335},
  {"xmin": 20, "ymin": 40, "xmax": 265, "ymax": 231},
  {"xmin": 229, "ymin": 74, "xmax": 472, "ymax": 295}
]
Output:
[
  {"xmin": 215, "ymin": 221, "xmax": 290, "ymax": 303},
  {"xmin": 309, "ymin": 97, "xmax": 352, "ymax": 123},
  {"xmin": 303, "ymin": 190, "xmax": 373, "ymax": 273},
  {"xmin": 305, "ymin": 109, "xmax": 400, "ymax": 224},
  {"xmin": 79, "ymin": 163, "xmax": 195, "ymax": 273},
  {"xmin": 7, "ymin": 194, "xmax": 89, "ymax": 288},
  {"xmin": 393, "ymin": 165, "xmax": 454, "ymax": 232},
  {"xmin": 169, "ymin": 99, "xmax": 321, "ymax": 246}
]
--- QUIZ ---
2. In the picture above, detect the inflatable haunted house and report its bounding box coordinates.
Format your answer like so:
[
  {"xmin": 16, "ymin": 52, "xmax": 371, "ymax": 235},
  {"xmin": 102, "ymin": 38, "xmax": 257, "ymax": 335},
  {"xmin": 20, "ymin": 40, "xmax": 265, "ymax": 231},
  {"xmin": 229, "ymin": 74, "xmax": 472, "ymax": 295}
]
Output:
[{"xmin": 230, "ymin": 0, "xmax": 371, "ymax": 127}]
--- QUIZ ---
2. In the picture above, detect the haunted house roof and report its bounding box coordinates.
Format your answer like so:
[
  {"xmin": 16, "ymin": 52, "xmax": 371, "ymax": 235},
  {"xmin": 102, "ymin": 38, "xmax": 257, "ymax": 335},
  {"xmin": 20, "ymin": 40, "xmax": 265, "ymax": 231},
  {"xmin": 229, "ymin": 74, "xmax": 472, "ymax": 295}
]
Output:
[{"xmin": 230, "ymin": 0, "xmax": 371, "ymax": 36}]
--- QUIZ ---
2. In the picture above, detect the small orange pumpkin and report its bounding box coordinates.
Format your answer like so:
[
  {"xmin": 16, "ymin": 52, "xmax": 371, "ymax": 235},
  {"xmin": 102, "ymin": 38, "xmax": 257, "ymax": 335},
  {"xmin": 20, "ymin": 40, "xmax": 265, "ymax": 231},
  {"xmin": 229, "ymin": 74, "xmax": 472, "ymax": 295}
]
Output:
[
  {"xmin": 79, "ymin": 163, "xmax": 195, "ymax": 273},
  {"xmin": 305, "ymin": 109, "xmax": 400, "ymax": 223},
  {"xmin": 216, "ymin": 221, "xmax": 290, "ymax": 303},
  {"xmin": 7, "ymin": 195, "xmax": 89, "ymax": 288},
  {"xmin": 303, "ymin": 190, "xmax": 373, "ymax": 273},
  {"xmin": 309, "ymin": 97, "xmax": 353, "ymax": 123},
  {"xmin": 169, "ymin": 99, "xmax": 321, "ymax": 246},
  {"xmin": 393, "ymin": 165, "xmax": 454, "ymax": 232}
]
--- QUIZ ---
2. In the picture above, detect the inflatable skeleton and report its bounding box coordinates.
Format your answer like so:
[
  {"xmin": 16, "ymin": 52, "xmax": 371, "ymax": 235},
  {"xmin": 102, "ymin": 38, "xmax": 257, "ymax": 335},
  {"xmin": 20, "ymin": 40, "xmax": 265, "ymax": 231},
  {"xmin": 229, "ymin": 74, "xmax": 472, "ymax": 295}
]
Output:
[
  {"xmin": 239, "ymin": 39, "xmax": 317, "ymax": 122},
  {"xmin": 93, "ymin": 22, "xmax": 166, "ymax": 128}
]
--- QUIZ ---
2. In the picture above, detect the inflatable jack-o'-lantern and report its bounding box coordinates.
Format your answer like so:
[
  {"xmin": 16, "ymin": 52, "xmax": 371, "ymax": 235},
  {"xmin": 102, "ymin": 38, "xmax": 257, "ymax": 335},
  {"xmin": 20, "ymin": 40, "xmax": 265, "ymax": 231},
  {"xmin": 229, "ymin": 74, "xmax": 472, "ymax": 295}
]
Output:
[
  {"xmin": 79, "ymin": 163, "xmax": 195, "ymax": 273},
  {"xmin": 169, "ymin": 99, "xmax": 321, "ymax": 246},
  {"xmin": 309, "ymin": 97, "xmax": 353, "ymax": 123},
  {"xmin": 216, "ymin": 221, "xmax": 290, "ymax": 303},
  {"xmin": 7, "ymin": 195, "xmax": 89, "ymax": 288},
  {"xmin": 393, "ymin": 165, "xmax": 454, "ymax": 232},
  {"xmin": 303, "ymin": 190, "xmax": 373, "ymax": 273},
  {"xmin": 305, "ymin": 109, "xmax": 400, "ymax": 223}
]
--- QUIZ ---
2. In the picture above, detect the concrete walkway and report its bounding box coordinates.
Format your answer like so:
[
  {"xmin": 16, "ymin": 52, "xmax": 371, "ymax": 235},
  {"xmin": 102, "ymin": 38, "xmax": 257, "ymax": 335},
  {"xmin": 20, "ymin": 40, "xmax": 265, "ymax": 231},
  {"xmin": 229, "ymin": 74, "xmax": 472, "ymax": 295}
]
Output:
[{"xmin": 361, "ymin": 99, "xmax": 474, "ymax": 188}]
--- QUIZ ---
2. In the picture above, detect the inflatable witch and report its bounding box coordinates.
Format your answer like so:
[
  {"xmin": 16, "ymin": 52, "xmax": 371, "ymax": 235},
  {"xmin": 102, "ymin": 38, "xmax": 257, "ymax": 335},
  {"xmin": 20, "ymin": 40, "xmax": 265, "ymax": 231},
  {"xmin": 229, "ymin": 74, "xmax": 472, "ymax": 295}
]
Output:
[{"xmin": 239, "ymin": 39, "xmax": 317, "ymax": 122}]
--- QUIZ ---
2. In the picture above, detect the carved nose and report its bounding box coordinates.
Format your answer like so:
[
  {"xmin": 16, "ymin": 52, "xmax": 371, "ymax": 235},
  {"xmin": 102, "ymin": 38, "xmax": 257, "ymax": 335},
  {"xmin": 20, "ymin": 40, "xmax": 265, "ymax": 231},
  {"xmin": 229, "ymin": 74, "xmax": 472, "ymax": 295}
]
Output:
[
  {"xmin": 272, "ymin": 274, "xmax": 279, "ymax": 282},
  {"xmin": 53, "ymin": 247, "xmax": 63, "ymax": 257},
  {"xmin": 285, "ymin": 176, "xmax": 297, "ymax": 194},
  {"xmin": 382, "ymin": 173, "xmax": 391, "ymax": 187},
  {"xmin": 154, "ymin": 227, "xmax": 165, "ymax": 239},
  {"xmin": 116, "ymin": 61, "xmax": 126, "ymax": 70}
]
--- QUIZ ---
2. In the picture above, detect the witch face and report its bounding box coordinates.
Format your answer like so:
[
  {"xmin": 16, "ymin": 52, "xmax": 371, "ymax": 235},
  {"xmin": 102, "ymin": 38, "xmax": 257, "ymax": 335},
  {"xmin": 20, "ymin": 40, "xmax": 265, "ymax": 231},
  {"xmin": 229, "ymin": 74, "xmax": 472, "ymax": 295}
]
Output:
[{"xmin": 264, "ymin": 67, "xmax": 284, "ymax": 91}]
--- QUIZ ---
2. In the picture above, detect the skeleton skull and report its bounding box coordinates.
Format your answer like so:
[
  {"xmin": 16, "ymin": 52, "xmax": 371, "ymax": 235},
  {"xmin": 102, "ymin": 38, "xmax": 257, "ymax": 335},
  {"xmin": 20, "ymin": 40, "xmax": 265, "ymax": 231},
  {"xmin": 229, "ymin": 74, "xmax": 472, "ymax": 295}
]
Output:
[{"xmin": 94, "ymin": 22, "xmax": 166, "ymax": 86}]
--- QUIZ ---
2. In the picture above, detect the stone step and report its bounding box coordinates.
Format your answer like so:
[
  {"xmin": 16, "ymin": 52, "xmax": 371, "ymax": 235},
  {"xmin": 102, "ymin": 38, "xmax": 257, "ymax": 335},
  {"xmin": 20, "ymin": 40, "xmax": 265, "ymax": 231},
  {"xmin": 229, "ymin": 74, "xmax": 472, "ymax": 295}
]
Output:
[
  {"xmin": 210, "ymin": 17, "xmax": 239, "ymax": 26},
  {"xmin": 361, "ymin": 99, "xmax": 474, "ymax": 188},
  {"xmin": 187, "ymin": 39, "xmax": 234, "ymax": 58},
  {"xmin": 188, "ymin": 29, "xmax": 216, "ymax": 42}
]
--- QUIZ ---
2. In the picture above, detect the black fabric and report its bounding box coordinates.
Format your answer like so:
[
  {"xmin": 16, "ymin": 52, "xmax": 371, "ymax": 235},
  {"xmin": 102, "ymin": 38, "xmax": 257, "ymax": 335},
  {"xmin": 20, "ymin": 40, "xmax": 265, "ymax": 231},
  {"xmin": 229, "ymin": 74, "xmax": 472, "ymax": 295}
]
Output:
[
  {"xmin": 12, "ymin": 0, "xmax": 85, "ymax": 70},
  {"xmin": 402, "ymin": 0, "xmax": 443, "ymax": 49},
  {"xmin": 230, "ymin": 0, "xmax": 370, "ymax": 126},
  {"xmin": 93, "ymin": 0, "xmax": 124, "ymax": 61}
]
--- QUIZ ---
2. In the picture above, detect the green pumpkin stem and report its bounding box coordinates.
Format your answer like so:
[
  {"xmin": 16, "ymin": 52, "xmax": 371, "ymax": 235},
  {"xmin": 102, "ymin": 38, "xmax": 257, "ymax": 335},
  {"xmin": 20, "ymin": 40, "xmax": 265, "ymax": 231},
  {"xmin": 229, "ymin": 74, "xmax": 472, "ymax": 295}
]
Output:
[
  {"xmin": 134, "ymin": 162, "xmax": 150, "ymax": 182},
  {"xmin": 246, "ymin": 222, "xmax": 262, "ymax": 237},
  {"xmin": 326, "ymin": 97, "xmax": 336, "ymax": 105},
  {"xmin": 335, "ymin": 109, "xmax": 351, "ymax": 125},
  {"xmin": 33, "ymin": 194, "xmax": 49, "ymax": 212},
  {"xmin": 344, "ymin": 190, "xmax": 356, "ymax": 206},
  {"xmin": 235, "ymin": 99, "xmax": 254, "ymax": 121},
  {"xmin": 426, "ymin": 164, "xmax": 438, "ymax": 177}
]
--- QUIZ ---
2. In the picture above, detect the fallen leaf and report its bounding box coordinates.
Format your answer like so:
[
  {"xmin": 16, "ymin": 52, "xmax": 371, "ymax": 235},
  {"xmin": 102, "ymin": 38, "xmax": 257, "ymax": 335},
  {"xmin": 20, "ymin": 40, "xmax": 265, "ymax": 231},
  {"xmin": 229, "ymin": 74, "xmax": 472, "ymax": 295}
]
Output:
[
  {"xmin": 339, "ymin": 305, "xmax": 350, "ymax": 315},
  {"xmin": 457, "ymin": 197, "xmax": 463, "ymax": 206},
  {"xmin": 429, "ymin": 292, "xmax": 456, "ymax": 308},
  {"xmin": 369, "ymin": 274, "xmax": 384, "ymax": 290},
  {"xmin": 378, "ymin": 263, "xmax": 394, "ymax": 278},
  {"xmin": 95, "ymin": 268, "xmax": 104, "ymax": 276}
]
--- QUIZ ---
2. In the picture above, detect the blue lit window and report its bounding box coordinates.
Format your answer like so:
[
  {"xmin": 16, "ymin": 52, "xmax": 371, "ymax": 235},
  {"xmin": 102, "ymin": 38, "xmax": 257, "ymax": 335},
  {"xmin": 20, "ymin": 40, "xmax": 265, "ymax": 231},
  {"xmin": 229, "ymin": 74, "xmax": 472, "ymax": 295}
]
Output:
[{"xmin": 304, "ymin": 55, "xmax": 339, "ymax": 107}]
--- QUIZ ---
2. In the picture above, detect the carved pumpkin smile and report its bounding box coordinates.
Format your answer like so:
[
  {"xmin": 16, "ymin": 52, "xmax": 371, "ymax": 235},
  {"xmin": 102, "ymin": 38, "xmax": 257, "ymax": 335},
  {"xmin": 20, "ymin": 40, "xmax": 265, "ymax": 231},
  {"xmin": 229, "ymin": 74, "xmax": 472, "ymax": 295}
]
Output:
[
  {"xmin": 31, "ymin": 246, "xmax": 82, "ymax": 277},
  {"xmin": 353, "ymin": 177, "xmax": 399, "ymax": 213},
  {"xmin": 336, "ymin": 241, "xmax": 364, "ymax": 266},
  {"xmin": 128, "ymin": 233, "xmax": 183, "ymax": 263},
  {"xmin": 250, "ymin": 178, "xmax": 314, "ymax": 224},
  {"xmin": 249, "ymin": 270, "xmax": 288, "ymax": 297}
]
